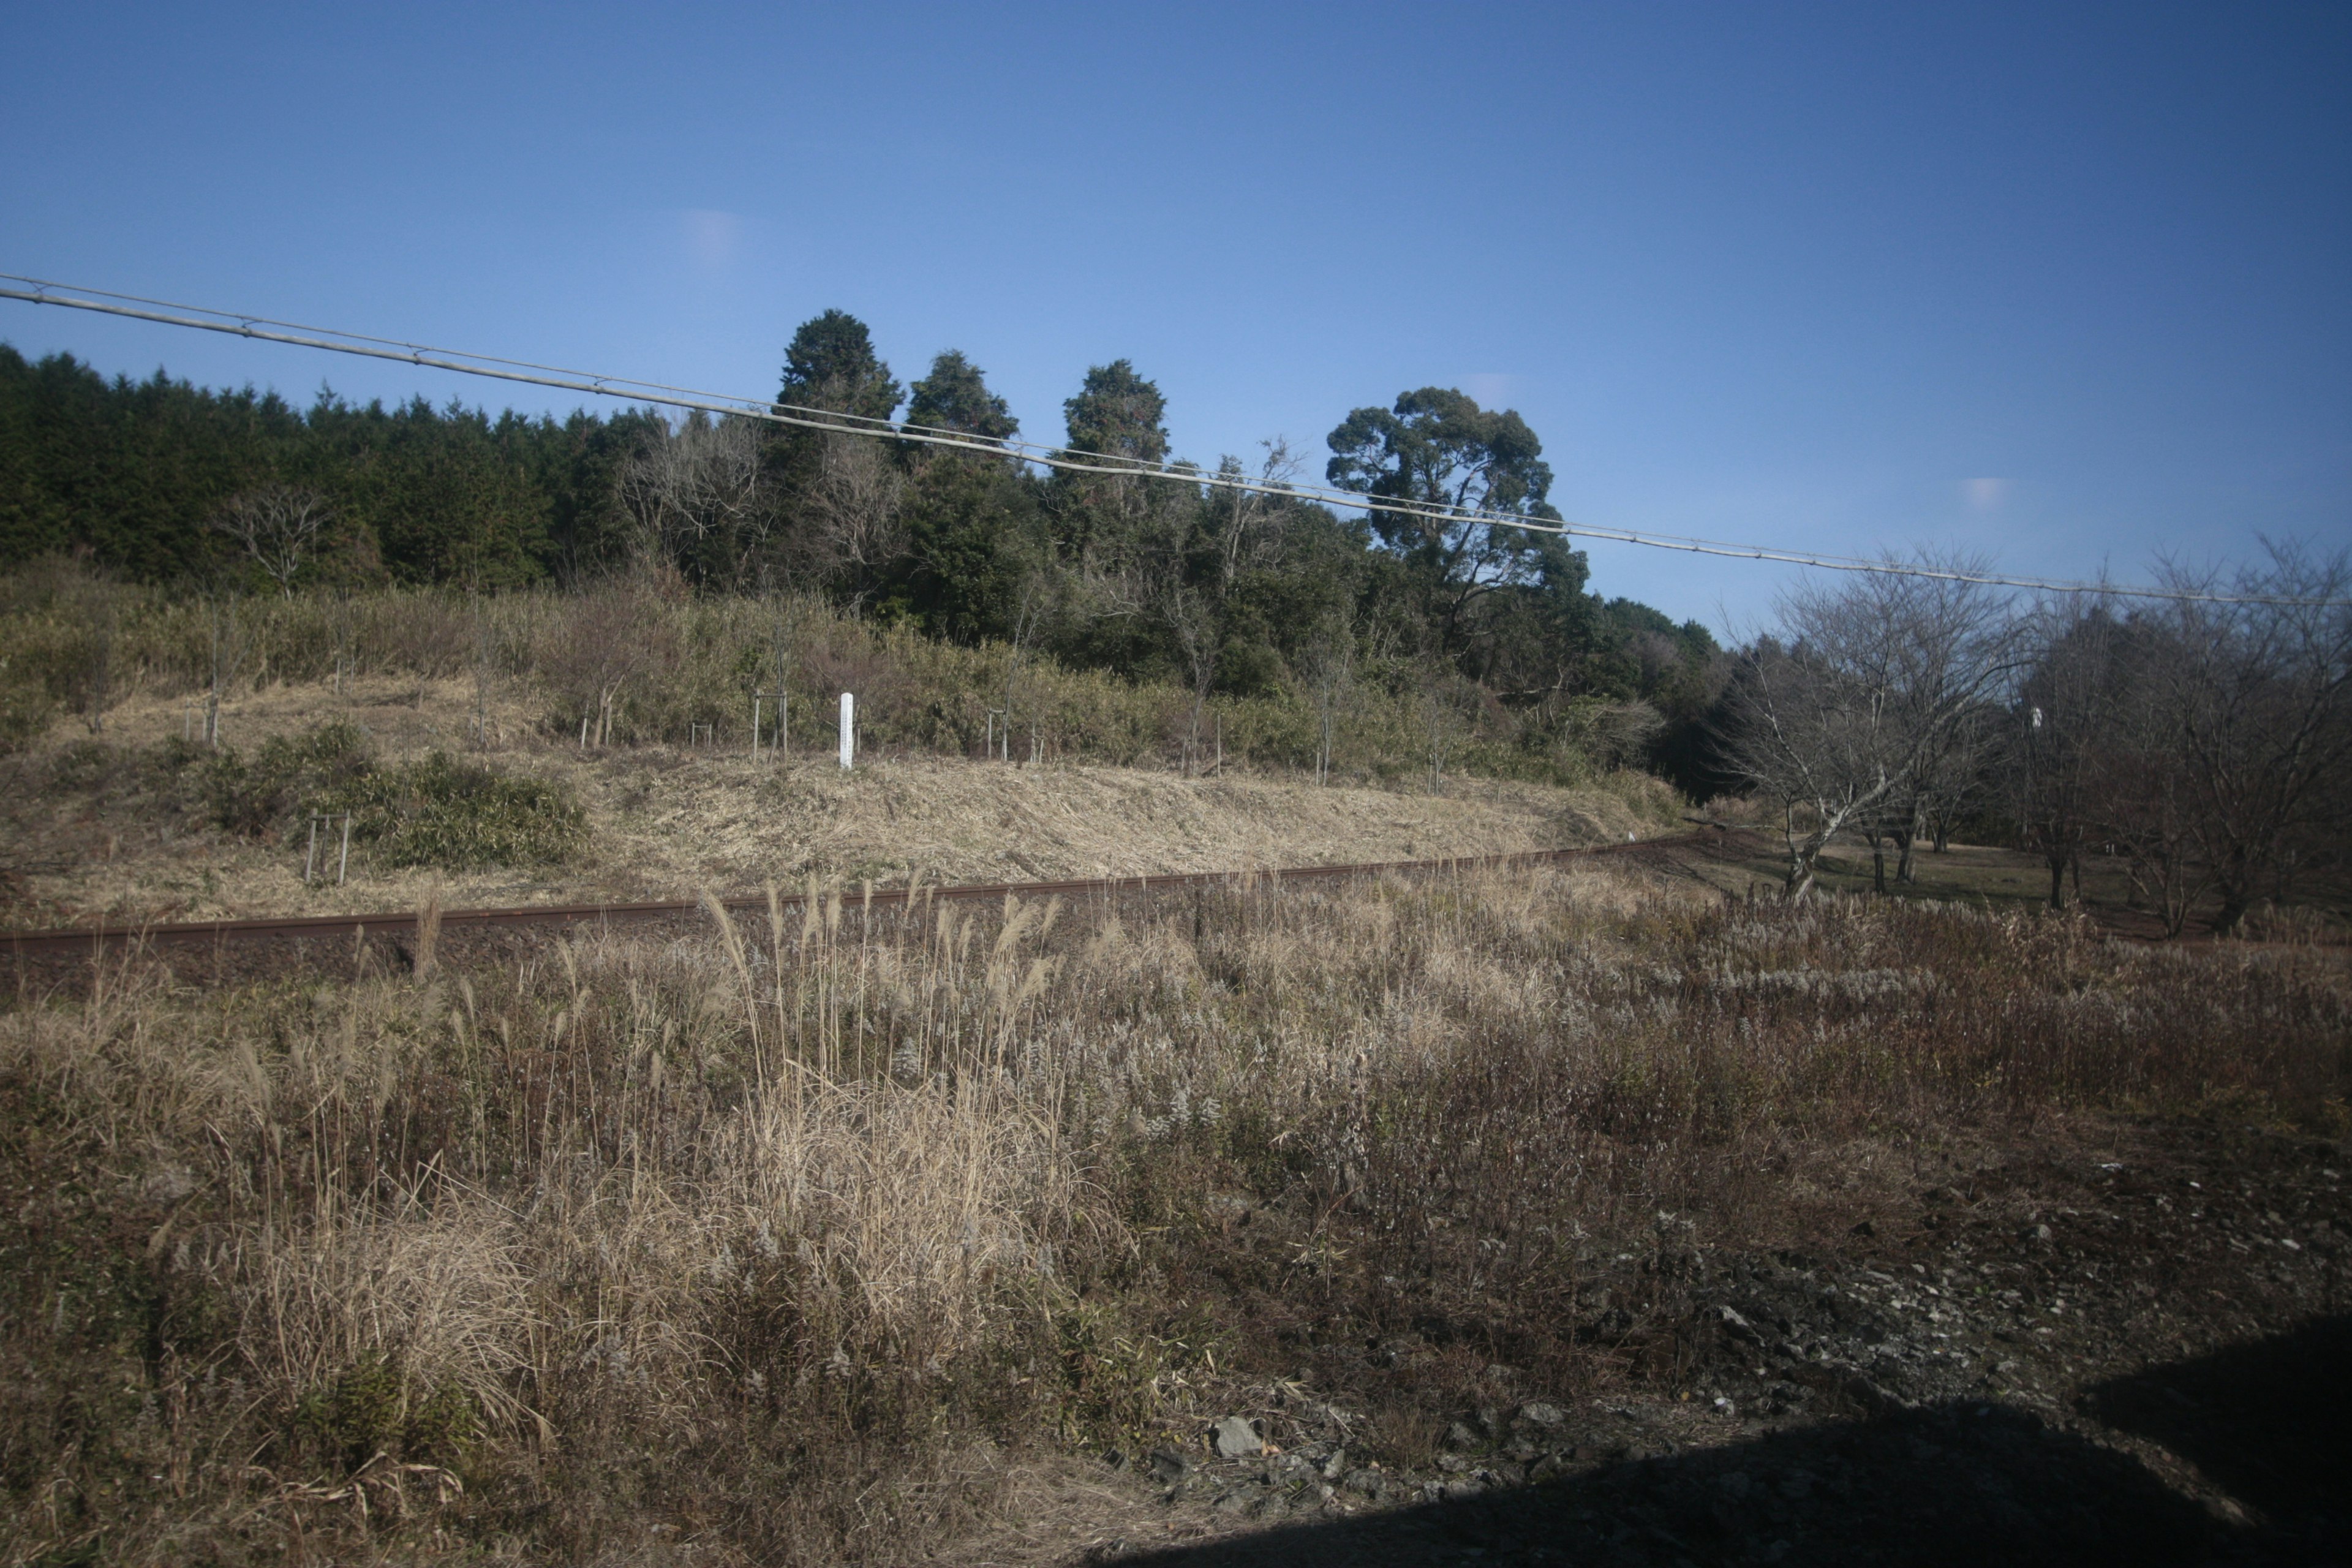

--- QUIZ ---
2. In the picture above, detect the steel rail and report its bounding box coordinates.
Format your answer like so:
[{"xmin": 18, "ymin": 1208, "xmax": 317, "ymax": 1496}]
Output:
[{"xmin": 0, "ymin": 837, "xmax": 1679, "ymax": 959}]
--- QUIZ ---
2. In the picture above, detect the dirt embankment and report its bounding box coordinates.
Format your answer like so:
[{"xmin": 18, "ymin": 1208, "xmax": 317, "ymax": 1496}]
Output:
[{"xmin": 1, "ymin": 677, "xmax": 1679, "ymax": 929}]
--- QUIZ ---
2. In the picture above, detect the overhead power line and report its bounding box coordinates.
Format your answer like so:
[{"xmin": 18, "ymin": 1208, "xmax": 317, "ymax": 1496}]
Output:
[{"xmin": 3, "ymin": 273, "xmax": 2342, "ymax": 608}]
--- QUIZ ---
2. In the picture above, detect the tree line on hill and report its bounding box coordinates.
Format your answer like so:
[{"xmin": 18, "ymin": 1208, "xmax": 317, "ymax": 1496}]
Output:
[
  {"xmin": 0, "ymin": 314, "xmax": 1724, "ymax": 782},
  {"xmin": 14, "ymin": 311, "xmax": 2334, "ymax": 929}
]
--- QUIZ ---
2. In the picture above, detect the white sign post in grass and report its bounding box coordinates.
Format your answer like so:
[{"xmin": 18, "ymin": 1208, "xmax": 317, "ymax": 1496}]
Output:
[{"xmin": 839, "ymin": 692, "xmax": 854, "ymax": 770}]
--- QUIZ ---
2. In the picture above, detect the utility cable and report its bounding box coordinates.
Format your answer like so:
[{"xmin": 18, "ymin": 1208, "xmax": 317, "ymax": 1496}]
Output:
[{"xmin": 3, "ymin": 273, "xmax": 2342, "ymax": 608}]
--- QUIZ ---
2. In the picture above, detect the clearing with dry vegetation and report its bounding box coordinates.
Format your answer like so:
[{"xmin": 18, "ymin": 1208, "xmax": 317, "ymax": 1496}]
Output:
[{"xmin": 2, "ymin": 842, "xmax": 2345, "ymax": 1566}]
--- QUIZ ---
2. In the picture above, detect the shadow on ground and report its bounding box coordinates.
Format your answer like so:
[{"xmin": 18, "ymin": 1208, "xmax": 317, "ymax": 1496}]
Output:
[
  {"xmin": 2081, "ymin": 1313, "xmax": 2352, "ymax": 1552},
  {"xmin": 1109, "ymin": 1317, "xmax": 2352, "ymax": 1567}
]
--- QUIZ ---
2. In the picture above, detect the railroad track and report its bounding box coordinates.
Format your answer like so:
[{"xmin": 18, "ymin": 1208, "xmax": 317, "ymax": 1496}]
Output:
[{"xmin": 1, "ymin": 835, "xmax": 1697, "ymax": 957}]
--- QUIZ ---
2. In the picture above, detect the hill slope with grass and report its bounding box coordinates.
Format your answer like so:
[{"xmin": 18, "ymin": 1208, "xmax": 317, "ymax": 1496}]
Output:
[{"xmin": 0, "ymin": 676, "xmax": 1681, "ymax": 929}]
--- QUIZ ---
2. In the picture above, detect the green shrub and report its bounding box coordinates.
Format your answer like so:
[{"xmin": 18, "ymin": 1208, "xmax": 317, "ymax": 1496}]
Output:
[
  {"xmin": 187, "ymin": 722, "xmax": 582, "ymax": 870},
  {"xmin": 295, "ymin": 1351, "xmax": 481, "ymax": 1468},
  {"xmin": 0, "ymin": 654, "xmax": 55, "ymax": 752},
  {"xmin": 200, "ymin": 720, "xmax": 374, "ymax": 837},
  {"xmin": 331, "ymin": 751, "xmax": 583, "ymax": 870}
]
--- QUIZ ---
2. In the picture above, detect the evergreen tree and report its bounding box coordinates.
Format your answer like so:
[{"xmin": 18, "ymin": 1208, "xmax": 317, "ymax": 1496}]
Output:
[
  {"xmin": 777, "ymin": 309, "xmax": 902, "ymax": 423},
  {"xmin": 907, "ymin": 350, "xmax": 1017, "ymax": 441},
  {"xmin": 1325, "ymin": 386, "xmax": 1564, "ymax": 664},
  {"xmin": 1060, "ymin": 359, "xmax": 1167, "ymax": 464},
  {"xmin": 0, "ymin": 347, "xmax": 299, "ymax": 579},
  {"xmin": 533, "ymin": 405, "xmax": 668, "ymax": 575},
  {"xmin": 895, "ymin": 352, "xmax": 1038, "ymax": 639},
  {"xmin": 307, "ymin": 395, "xmax": 549, "ymax": 585},
  {"xmin": 1050, "ymin": 360, "xmax": 1172, "ymax": 564}
]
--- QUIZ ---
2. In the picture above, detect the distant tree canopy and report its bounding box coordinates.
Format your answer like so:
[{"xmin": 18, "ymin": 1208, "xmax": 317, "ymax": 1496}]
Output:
[
  {"xmin": 0, "ymin": 320, "xmax": 1723, "ymax": 770},
  {"xmin": 0, "ymin": 343, "xmax": 653, "ymax": 585}
]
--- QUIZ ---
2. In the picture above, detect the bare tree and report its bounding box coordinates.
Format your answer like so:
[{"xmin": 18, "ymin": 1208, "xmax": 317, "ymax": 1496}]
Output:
[
  {"xmin": 1911, "ymin": 706, "xmax": 1993, "ymax": 862},
  {"xmin": 764, "ymin": 586, "xmax": 802, "ymax": 758},
  {"xmin": 1558, "ymin": 696, "xmax": 1667, "ymax": 775},
  {"xmin": 798, "ymin": 433, "xmax": 907, "ymax": 608},
  {"xmin": 1158, "ymin": 571, "xmax": 1219, "ymax": 775},
  {"xmin": 80, "ymin": 599, "xmax": 116, "ymax": 735},
  {"xmin": 1422, "ymin": 671, "xmax": 1482, "ymax": 794},
  {"xmin": 1722, "ymin": 559, "xmax": 2018, "ymax": 897},
  {"xmin": 2010, "ymin": 598, "xmax": 2127, "ymax": 910},
  {"xmin": 328, "ymin": 587, "xmax": 356, "ymax": 695},
  {"xmin": 203, "ymin": 593, "xmax": 251, "ymax": 748},
  {"xmin": 467, "ymin": 582, "xmax": 499, "ymax": 749},
  {"xmin": 2091, "ymin": 646, "xmax": 2214, "ymax": 935},
  {"xmin": 209, "ymin": 486, "xmax": 332, "ymax": 597},
  {"xmin": 997, "ymin": 575, "xmax": 1051, "ymax": 761},
  {"xmin": 1209, "ymin": 439, "xmax": 1303, "ymax": 595},
  {"xmin": 1856, "ymin": 700, "xmax": 1992, "ymax": 891},
  {"xmin": 621, "ymin": 413, "xmax": 776, "ymax": 587},
  {"xmin": 1302, "ymin": 610, "xmax": 1357, "ymax": 785},
  {"xmin": 2127, "ymin": 546, "xmax": 2352, "ymax": 932},
  {"xmin": 52, "ymin": 562, "xmax": 120, "ymax": 734},
  {"xmin": 1147, "ymin": 442, "xmax": 1305, "ymax": 775},
  {"xmin": 2002, "ymin": 546, "xmax": 2352, "ymax": 935},
  {"xmin": 548, "ymin": 576, "xmax": 671, "ymax": 748},
  {"xmin": 1724, "ymin": 641, "xmax": 1901, "ymax": 896},
  {"xmin": 1884, "ymin": 573, "xmax": 2018, "ymax": 883}
]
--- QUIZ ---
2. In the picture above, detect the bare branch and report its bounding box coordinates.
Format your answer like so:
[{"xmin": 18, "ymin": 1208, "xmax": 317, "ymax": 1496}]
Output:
[{"xmin": 209, "ymin": 485, "xmax": 332, "ymax": 597}]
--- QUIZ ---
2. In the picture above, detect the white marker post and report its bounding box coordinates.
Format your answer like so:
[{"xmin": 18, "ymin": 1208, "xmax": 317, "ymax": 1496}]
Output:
[{"xmin": 838, "ymin": 692, "xmax": 854, "ymax": 770}]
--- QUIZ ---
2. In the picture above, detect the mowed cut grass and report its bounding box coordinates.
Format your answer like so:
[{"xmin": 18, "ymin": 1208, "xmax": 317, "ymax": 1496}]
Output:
[
  {"xmin": 0, "ymin": 675, "xmax": 1682, "ymax": 930},
  {"xmin": 3, "ymin": 854, "xmax": 2345, "ymax": 1565}
]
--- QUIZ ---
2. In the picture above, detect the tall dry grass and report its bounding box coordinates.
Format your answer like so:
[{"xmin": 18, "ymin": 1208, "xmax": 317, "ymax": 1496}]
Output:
[{"xmin": 2, "ymin": 863, "xmax": 2344, "ymax": 1562}]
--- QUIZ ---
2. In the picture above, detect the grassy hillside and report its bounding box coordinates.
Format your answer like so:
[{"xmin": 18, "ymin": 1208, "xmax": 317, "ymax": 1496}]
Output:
[
  {"xmin": 0, "ymin": 670, "xmax": 1679, "ymax": 930},
  {"xmin": 0, "ymin": 567, "xmax": 1668, "ymax": 784}
]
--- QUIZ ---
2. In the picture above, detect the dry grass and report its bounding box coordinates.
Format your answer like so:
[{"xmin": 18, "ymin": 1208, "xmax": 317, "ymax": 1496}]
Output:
[
  {"xmin": 0, "ymin": 674, "xmax": 1679, "ymax": 929},
  {"xmin": 2, "ymin": 895, "xmax": 1099, "ymax": 1564},
  {"xmin": 2, "ymin": 861, "xmax": 2344, "ymax": 1564}
]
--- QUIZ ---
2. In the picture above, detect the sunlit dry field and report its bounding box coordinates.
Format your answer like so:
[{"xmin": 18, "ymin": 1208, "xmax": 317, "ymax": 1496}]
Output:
[{"xmin": 4, "ymin": 851, "xmax": 2344, "ymax": 1564}]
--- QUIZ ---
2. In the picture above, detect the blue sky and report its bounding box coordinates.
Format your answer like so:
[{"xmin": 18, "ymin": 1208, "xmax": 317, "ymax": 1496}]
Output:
[{"xmin": 2, "ymin": 1, "xmax": 2345, "ymax": 631}]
